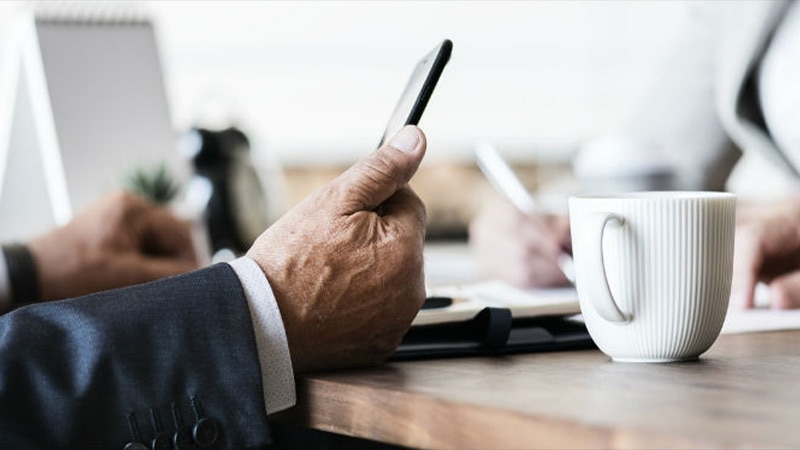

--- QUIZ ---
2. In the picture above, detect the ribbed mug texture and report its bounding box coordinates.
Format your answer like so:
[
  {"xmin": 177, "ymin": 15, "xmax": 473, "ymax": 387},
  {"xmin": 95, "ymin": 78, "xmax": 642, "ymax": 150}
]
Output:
[{"xmin": 569, "ymin": 192, "xmax": 736, "ymax": 362}]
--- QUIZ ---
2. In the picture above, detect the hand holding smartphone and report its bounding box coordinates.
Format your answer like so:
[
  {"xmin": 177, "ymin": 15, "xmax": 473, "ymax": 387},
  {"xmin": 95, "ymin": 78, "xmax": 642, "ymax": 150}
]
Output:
[{"xmin": 379, "ymin": 39, "xmax": 452, "ymax": 147}]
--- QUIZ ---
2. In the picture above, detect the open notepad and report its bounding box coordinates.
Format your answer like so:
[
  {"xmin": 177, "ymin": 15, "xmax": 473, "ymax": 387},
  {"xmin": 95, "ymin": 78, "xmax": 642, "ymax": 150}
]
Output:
[
  {"xmin": 415, "ymin": 280, "xmax": 581, "ymax": 326},
  {"xmin": 392, "ymin": 244, "xmax": 593, "ymax": 360}
]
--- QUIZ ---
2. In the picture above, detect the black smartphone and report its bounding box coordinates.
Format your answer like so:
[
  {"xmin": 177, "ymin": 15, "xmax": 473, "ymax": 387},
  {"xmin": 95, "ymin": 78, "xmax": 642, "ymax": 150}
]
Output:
[{"xmin": 378, "ymin": 39, "xmax": 452, "ymax": 147}]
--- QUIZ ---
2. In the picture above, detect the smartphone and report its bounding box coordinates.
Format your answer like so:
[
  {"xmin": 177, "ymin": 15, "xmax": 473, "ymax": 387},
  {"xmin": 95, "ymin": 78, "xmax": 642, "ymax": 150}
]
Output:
[{"xmin": 378, "ymin": 39, "xmax": 452, "ymax": 147}]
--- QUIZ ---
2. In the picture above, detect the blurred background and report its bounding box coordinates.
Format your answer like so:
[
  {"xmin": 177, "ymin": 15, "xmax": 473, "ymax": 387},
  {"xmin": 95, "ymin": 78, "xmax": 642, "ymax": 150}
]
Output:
[
  {"xmin": 0, "ymin": 0, "xmax": 688, "ymax": 162},
  {"xmin": 0, "ymin": 1, "xmax": 785, "ymax": 246}
]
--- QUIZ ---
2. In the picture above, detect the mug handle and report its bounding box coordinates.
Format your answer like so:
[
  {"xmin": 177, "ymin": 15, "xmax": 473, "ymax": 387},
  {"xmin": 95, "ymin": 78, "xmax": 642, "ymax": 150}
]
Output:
[{"xmin": 586, "ymin": 212, "xmax": 631, "ymax": 323}]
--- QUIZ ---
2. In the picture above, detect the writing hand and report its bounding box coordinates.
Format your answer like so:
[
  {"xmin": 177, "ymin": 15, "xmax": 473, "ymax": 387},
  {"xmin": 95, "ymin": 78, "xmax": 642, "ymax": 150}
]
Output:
[
  {"xmin": 732, "ymin": 197, "xmax": 800, "ymax": 309},
  {"xmin": 469, "ymin": 198, "xmax": 571, "ymax": 288}
]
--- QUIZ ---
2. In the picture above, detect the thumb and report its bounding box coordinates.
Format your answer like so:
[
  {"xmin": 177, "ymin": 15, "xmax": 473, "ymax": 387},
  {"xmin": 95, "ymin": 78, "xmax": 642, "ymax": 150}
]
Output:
[{"xmin": 333, "ymin": 125, "xmax": 426, "ymax": 215}]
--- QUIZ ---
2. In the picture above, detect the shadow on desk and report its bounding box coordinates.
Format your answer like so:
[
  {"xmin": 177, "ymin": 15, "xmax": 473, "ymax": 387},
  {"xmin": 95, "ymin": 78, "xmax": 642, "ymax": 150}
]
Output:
[{"xmin": 269, "ymin": 423, "xmax": 410, "ymax": 450}]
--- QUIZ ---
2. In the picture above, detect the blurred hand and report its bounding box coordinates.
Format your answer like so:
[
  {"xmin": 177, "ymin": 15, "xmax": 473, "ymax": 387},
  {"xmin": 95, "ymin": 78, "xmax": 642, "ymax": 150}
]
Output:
[
  {"xmin": 469, "ymin": 199, "xmax": 571, "ymax": 288},
  {"xmin": 732, "ymin": 197, "xmax": 800, "ymax": 309},
  {"xmin": 29, "ymin": 191, "xmax": 198, "ymax": 301},
  {"xmin": 247, "ymin": 125, "xmax": 427, "ymax": 373}
]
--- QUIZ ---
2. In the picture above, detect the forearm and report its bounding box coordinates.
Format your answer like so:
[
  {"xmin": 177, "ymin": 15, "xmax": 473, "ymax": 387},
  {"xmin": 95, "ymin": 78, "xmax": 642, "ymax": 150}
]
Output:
[{"xmin": 0, "ymin": 264, "xmax": 271, "ymax": 449}]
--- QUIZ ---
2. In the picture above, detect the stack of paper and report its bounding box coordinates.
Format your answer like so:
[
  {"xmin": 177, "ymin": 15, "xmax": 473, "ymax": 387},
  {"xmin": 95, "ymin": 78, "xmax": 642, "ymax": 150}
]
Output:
[{"xmin": 417, "ymin": 281, "xmax": 580, "ymax": 326}]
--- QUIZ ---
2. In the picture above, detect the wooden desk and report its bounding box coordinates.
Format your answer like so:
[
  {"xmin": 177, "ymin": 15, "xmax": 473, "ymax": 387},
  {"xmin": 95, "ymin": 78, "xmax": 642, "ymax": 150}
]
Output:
[{"xmin": 274, "ymin": 330, "xmax": 800, "ymax": 449}]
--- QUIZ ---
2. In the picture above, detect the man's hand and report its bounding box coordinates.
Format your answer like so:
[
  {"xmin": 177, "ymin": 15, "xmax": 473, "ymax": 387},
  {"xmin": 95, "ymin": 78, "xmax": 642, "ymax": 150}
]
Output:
[
  {"xmin": 247, "ymin": 125, "xmax": 428, "ymax": 373},
  {"xmin": 28, "ymin": 191, "xmax": 198, "ymax": 301},
  {"xmin": 469, "ymin": 199, "xmax": 571, "ymax": 288},
  {"xmin": 732, "ymin": 197, "xmax": 800, "ymax": 309}
]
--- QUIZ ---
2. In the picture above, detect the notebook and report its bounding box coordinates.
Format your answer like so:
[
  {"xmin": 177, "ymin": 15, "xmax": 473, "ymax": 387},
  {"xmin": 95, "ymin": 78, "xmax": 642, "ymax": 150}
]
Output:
[
  {"xmin": 417, "ymin": 280, "xmax": 581, "ymax": 326},
  {"xmin": 392, "ymin": 281, "xmax": 591, "ymax": 361},
  {"xmin": 0, "ymin": 7, "xmax": 185, "ymax": 241}
]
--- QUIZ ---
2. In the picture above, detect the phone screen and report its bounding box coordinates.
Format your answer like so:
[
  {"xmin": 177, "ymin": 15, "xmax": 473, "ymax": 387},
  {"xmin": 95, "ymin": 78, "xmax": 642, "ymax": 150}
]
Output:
[{"xmin": 378, "ymin": 39, "xmax": 452, "ymax": 147}]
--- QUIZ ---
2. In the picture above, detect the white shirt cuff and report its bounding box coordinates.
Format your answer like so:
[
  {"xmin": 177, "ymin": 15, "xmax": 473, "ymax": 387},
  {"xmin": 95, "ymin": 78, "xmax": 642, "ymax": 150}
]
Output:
[
  {"xmin": 0, "ymin": 249, "xmax": 11, "ymax": 313},
  {"xmin": 227, "ymin": 257, "xmax": 296, "ymax": 415}
]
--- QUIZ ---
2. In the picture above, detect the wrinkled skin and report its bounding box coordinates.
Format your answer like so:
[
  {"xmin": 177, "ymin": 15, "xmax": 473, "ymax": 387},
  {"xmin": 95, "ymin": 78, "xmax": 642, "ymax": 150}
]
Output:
[{"xmin": 248, "ymin": 126, "xmax": 428, "ymax": 373}]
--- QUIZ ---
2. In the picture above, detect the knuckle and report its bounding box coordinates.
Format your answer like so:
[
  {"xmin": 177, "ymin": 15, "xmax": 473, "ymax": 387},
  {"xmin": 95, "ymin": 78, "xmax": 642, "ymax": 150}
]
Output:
[
  {"xmin": 408, "ymin": 194, "xmax": 427, "ymax": 228},
  {"xmin": 118, "ymin": 189, "xmax": 141, "ymax": 205},
  {"xmin": 770, "ymin": 283, "xmax": 791, "ymax": 309},
  {"xmin": 116, "ymin": 190, "xmax": 144, "ymax": 211},
  {"xmin": 316, "ymin": 183, "xmax": 355, "ymax": 213},
  {"xmin": 397, "ymin": 188, "xmax": 427, "ymax": 227},
  {"xmin": 358, "ymin": 153, "xmax": 402, "ymax": 191}
]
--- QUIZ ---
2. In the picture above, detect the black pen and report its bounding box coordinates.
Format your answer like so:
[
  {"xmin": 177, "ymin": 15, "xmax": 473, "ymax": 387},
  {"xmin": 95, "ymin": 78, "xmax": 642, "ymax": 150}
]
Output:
[{"xmin": 421, "ymin": 296, "xmax": 453, "ymax": 309}]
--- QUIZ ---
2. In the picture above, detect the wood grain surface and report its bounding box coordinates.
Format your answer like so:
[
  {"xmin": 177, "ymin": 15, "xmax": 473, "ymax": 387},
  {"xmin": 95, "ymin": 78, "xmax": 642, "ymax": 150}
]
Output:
[{"xmin": 273, "ymin": 330, "xmax": 800, "ymax": 449}]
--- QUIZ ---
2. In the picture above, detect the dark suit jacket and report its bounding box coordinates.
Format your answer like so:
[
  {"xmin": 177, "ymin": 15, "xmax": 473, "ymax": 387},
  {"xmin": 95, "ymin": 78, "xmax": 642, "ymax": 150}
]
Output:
[{"xmin": 0, "ymin": 263, "xmax": 272, "ymax": 449}]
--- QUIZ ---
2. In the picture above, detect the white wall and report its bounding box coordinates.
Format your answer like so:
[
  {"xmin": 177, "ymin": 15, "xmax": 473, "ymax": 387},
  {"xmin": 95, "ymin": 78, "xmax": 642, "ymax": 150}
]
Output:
[{"xmin": 0, "ymin": 1, "xmax": 697, "ymax": 166}]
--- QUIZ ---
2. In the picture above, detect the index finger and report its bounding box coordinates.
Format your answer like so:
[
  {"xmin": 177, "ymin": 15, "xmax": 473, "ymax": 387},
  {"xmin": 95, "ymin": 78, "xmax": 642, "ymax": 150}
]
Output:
[
  {"xmin": 377, "ymin": 187, "xmax": 427, "ymax": 241},
  {"xmin": 137, "ymin": 206, "xmax": 197, "ymax": 263},
  {"xmin": 731, "ymin": 225, "xmax": 764, "ymax": 309}
]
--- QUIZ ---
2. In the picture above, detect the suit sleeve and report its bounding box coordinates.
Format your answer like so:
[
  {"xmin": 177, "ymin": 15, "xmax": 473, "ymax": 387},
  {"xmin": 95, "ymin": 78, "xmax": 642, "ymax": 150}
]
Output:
[{"xmin": 0, "ymin": 263, "xmax": 272, "ymax": 449}]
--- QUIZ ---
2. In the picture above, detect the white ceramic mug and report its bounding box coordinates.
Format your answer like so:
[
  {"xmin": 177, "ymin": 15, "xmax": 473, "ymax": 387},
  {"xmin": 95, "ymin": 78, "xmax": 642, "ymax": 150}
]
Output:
[{"xmin": 569, "ymin": 192, "xmax": 736, "ymax": 362}]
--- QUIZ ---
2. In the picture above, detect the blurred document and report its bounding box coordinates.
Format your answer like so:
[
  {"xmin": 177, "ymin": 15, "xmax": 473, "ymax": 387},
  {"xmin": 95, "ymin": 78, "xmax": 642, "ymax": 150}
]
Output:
[
  {"xmin": 722, "ymin": 308, "xmax": 800, "ymax": 335},
  {"xmin": 418, "ymin": 280, "xmax": 579, "ymax": 326},
  {"xmin": 721, "ymin": 283, "xmax": 800, "ymax": 334},
  {"xmin": 423, "ymin": 242, "xmax": 479, "ymax": 287},
  {"xmin": 421, "ymin": 242, "xmax": 579, "ymax": 326}
]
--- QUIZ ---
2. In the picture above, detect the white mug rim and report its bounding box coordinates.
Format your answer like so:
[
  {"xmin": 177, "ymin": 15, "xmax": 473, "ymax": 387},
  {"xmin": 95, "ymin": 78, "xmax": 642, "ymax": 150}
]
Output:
[{"xmin": 570, "ymin": 191, "xmax": 736, "ymax": 201}]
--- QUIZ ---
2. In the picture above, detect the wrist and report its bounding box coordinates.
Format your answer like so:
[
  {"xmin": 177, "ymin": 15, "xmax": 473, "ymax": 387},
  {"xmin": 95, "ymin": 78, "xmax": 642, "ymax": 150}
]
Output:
[{"xmin": 1, "ymin": 243, "xmax": 41, "ymax": 304}]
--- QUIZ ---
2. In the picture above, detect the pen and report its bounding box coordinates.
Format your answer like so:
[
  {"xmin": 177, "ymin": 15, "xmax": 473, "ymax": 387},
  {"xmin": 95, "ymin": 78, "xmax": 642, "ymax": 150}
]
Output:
[
  {"xmin": 474, "ymin": 142, "xmax": 575, "ymax": 283},
  {"xmin": 421, "ymin": 296, "xmax": 453, "ymax": 309}
]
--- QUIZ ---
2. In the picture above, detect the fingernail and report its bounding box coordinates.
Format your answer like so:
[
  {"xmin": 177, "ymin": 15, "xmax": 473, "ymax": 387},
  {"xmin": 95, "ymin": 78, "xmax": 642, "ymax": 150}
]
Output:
[{"xmin": 388, "ymin": 125, "xmax": 420, "ymax": 153}]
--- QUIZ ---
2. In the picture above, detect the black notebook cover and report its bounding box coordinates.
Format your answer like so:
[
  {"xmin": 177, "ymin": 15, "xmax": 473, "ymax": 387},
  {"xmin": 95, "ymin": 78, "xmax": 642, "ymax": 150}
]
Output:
[{"xmin": 391, "ymin": 307, "xmax": 595, "ymax": 361}]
